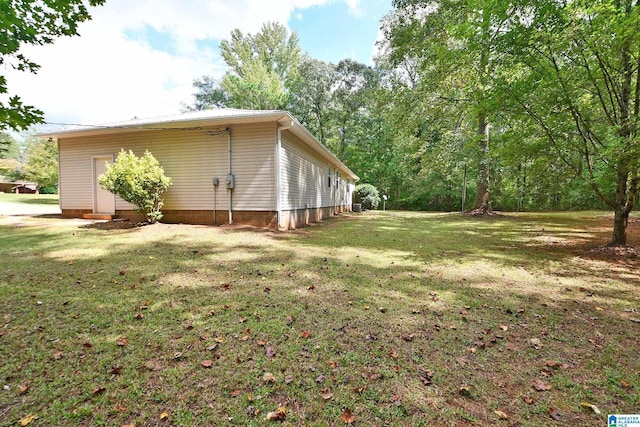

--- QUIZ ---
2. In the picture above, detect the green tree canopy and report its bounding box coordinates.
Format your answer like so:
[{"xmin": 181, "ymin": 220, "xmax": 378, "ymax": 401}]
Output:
[
  {"xmin": 23, "ymin": 137, "xmax": 58, "ymax": 192},
  {"xmin": 190, "ymin": 22, "xmax": 301, "ymax": 111},
  {"xmin": 0, "ymin": 0, "xmax": 105, "ymax": 131}
]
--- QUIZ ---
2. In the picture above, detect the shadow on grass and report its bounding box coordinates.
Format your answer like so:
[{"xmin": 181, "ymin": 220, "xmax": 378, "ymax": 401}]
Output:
[{"xmin": 1, "ymin": 211, "xmax": 639, "ymax": 426}]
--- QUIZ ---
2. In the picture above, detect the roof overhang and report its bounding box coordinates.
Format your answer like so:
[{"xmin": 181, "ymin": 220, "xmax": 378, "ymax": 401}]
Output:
[{"xmin": 37, "ymin": 109, "xmax": 359, "ymax": 181}]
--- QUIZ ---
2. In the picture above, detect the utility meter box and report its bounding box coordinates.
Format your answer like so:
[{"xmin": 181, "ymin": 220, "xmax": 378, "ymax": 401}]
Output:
[
  {"xmin": 225, "ymin": 174, "xmax": 235, "ymax": 189},
  {"xmin": 212, "ymin": 177, "xmax": 219, "ymax": 186}
]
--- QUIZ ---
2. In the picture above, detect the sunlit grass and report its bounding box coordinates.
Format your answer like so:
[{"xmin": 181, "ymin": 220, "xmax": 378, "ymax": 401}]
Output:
[{"xmin": 0, "ymin": 210, "xmax": 638, "ymax": 426}]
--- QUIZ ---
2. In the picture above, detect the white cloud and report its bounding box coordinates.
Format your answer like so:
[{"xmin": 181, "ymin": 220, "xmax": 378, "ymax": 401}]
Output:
[
  {"xmin": 345, "ymin": 0, "xmax": 364, "ymax": 17},
  {"xmin": 5, "ymin": 0, "xmax": 366, "ymax": 129}
]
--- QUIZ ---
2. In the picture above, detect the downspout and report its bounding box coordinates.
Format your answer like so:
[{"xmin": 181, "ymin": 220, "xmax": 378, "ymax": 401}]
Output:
[
  {"xmin": 227, "ymin": 128, "xmax": 233, "ymax": 224},
  {"xmin": 276, "ymin": 121, "xmax": 294, "ymax": 230}
]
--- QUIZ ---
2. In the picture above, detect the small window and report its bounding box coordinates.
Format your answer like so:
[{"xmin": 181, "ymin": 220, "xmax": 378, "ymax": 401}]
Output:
[{"xmin": 327, "ymin": 167, "xmax": 331, "ymax": 187}]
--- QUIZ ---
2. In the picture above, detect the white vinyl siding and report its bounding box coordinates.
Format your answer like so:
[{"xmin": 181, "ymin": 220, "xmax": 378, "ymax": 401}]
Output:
[
  {"xmin": 230, "ymin": 123, "xmax": 276, "ymax": 210},
  {"xmin": 58, "ymin": 123, "xmax": 276, "ymax": 212},
  {"xmin": 280, "ymin": 132, "xmax": 332, "ymax": 210}
]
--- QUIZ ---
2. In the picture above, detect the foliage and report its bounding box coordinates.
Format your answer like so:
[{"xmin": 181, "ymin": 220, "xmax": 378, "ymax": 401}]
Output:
[
  {"xmin": 495, "ymin": 0, "xmax": 640, "ymax": 244},
  {"xmin": 0, "ymin": 0, "xmax": 105, "ymax": 131},
  {"xmin": 190, "ymin": 22, "xmax": 301, "ymax": 111},
  {"xmin": 0, "ymin": 132, "xmax": 20, "ymax": 159},
  {"xmin": 99, "ymin": 150, "xmax": 172, "ymax": 223},
  {"xmin": 184, "ymin": 76, "xmax": 229, "ymax": 111},
  {"xmin": 288, "ymin": 56, "xmax": 335, "ymax": 144},
  {"xmin": 354, "ymin": 183, "xmax": 381, "ymax": 209},
  {"xmin": 22, "ymin": 138, "xmax": 58, "ymax": 193}
]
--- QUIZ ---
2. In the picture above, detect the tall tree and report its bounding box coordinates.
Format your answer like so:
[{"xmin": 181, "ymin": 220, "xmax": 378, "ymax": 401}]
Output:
[
  {"xmin": 23, "ymin": 138, "xmax": 58, "ymax": 192},
  {"xmin": 501, "ymin": 0, "xmax": 640, "ymax": 245},
  {"xmin": 0, "ymin": 0, "xmax": 105, "ymax": 130},
  {"xmin": 0, "ymin": 132, "xmax": 20, "ymax": 159},
  {"xmin": 386, "ymin": 0, "xmax": 515, "ymax": 213},
  {"xmin": 190, "ymin": 22, "xmax": 302, "ymax": 111},
  {"xmin": 289, "ymin": 57, "xmax": 335, "ymax": 144}
]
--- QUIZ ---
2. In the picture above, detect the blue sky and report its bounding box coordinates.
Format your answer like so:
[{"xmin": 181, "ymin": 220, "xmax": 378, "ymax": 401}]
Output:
[
  {"xmin": 291, "ymin": 0, "xmax": 391, "ymax": 64},
  {"xmin": 5, "ymin": 0, "xmax": 393, "ymax": 129}
]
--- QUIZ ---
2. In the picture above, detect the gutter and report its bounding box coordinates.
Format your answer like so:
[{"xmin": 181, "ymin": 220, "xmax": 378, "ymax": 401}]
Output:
[{"xmin": 227, "ymin": 129, "xmax": 233, "ymax": 224}]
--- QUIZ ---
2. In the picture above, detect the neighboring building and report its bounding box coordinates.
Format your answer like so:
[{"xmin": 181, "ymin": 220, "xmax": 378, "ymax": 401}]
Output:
[
  {"xmin": 37, "ymin": 109, "xmax": 358, "ymax": 230},
  {"xmin": 0, "ymin": 180, "xmax": 38, "ymax": 194}
]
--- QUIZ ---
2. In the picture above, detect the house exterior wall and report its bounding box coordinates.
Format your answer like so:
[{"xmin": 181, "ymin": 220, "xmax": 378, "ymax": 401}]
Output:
[
  {"xmin": 278, "ymin": 131, "xmax": 353, "ymax": 229},
  {"xmin": 58, "ymin": 123, "xmax": 276, "ymax": 224}
]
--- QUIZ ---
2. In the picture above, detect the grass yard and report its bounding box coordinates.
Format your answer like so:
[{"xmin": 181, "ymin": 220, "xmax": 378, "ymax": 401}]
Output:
[
  {"xmin": 0, "ymin": 193, "xmax": 59, "ymax": 205},
  {"xmin": 1, "ymin": 210, "xmax": 639, "ymax": 426}
]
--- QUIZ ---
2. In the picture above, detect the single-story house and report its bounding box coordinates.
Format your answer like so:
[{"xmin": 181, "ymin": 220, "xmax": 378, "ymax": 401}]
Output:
[{"xmin": 37, "ymin": 109, "xmax": 358, "ymax": 230}]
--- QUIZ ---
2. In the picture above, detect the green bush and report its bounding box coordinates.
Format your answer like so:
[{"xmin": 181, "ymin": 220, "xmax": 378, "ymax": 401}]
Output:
[
  {"xmin": 99, "ymin": 150, "xmax": 172, "ymax": 223},
  {"xmin": 355, "ymin": 183, "xmax": 381, "ymax": 210}
]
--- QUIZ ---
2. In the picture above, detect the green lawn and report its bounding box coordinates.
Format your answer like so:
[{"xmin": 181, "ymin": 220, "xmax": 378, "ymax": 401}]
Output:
[
  {"xmin": 0, "ymin": 193, "xmax": 59, "ymax": 205},
  {"xmin": 1, "ymin": 211, "xmax": 638, "ymax": 426}
]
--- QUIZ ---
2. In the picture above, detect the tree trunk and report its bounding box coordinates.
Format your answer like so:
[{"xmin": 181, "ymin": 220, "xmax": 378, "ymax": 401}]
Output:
[
  {"xmin": 473, "ymin": 108, "xmax": 490, "ymax": 212},
  {"xmin": 473, "ymin": 7, "xmax": 491, "ymax": 213},
  {"xmin": 611, "ymin": 207, "xmax": 629, "ymax": 246},
  {"xmin": 609, "ymin": 160, "xmax": 636, "ymax": 246}
]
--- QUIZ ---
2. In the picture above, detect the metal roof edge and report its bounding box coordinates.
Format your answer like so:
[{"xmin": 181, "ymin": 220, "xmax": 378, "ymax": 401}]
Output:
[
  {"xmin": 283, "ymin": 113, "xmax": 359, "ymax": 182},
  {"xmin": 36, "ymin": 109, "xmax": 288, "ymax": 138},
  {"xmin": 37, "ymin": 109, "xmax": 359, "ymax": 181}
]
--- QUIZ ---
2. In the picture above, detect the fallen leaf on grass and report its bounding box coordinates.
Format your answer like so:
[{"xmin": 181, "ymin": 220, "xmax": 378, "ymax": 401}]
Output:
[
  {"xmin": 263, "ymin": 372, "xmax": 277, "ymax": 383},
  {"xmin": 458, "ymin": 385, "xmax": 472, "ymax": 397},
  {"xmin": 231, "ymin": 389, "xmax": 242, "ymax": 397},
  {"xmin": 530, "ymin": 338, "xmax": 543, "ymax": 349},
  {"xmin": 116, "ymin": 337, "xmax": 129, "ymax": 347},
  {"xmin": 266, "ymin": 406, "xmax": 286, "ymax": 421},
  {"xmin": 52, "ymin": 351, "xmax": 63, "ymax": 360},
  {"xmin": 505, "ymin": 342, "xmax": 519, "ymax": 351},
  {"xmin": 109, "ymin": 366, "xmax": 123, "ymax": 375},
  {"xmin": 286, "ymin": 315, "xmax": 294, "ymax": 325},
  {"xmin": 362, "ymin": 372, "xmax": 382, "ymax": 381},
  {"xmin": 19, "ymin": 385, "xmax": 29, "ymax": 395},
  {"xmin": 547, "ymin": 408, "xmax": 561, "ymax": 421},
  {"xmin": 159, "ymin": 412, "xmax": 169, "ymax": 419},
  {"xmin": 545, "ymin": 360, "xmax": 570, "ymax": 370},
  {"xmin": 92, "ymin": 386, "xmax": 106, "ymax": 395},
  {"xmin": 18, "ymin": 415, "xmax": 38, "ymax": 426},
  {"xmin": 320, "ymin": 389, "xmax": 333, "ymax": 400},
  {"xmin": 266, "ymin": 346, "xmax": 276, "ymax": 358},
  {"xmin": 522, "ymin": 396, "xmax": 535, "ymax": 404},
  {"xmin": 257, "ymin": 340, "xmax": 267, "ymax": 346},
  {"xmin": 580, "ymin": 402, "xmax": 601, "ymax": 414},
  {"xmin": 494, "ymin": 410, "xmax": 508, "ymax": 420},
  {"xmin": 532, "ymin": 380, "xmax": 552, "ymax": 391},
  {"xmin": 342, "ymin": 408, "xmax": 354, "ymax": 424},
  {"xmin": 499, "ymin": 325, "xmax": 508, "ymax": 331},
  {"xmin": 300, "ymin": 330, "xmax": 311, "ymax": 339},
  {"xmin": 134, "ymin": 313, "xmax": 144, "ymax": 320},
  {"xmin": 201, "ymin": 360, "xmax": 213, "ymax": 368},
  {"xmin": 389, "ymin": 349, "xmax": 399, "ymax": 359}
]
